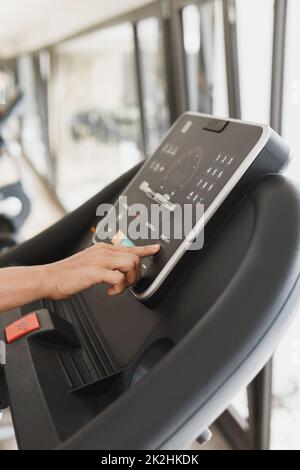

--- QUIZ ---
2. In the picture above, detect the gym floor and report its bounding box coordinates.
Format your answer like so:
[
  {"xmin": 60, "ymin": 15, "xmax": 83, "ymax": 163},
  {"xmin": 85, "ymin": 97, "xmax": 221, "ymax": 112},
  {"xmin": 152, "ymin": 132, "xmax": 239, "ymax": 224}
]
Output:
[{"xmin": 0, "ymin": 155, "xmax": 300, "ymax": 450}]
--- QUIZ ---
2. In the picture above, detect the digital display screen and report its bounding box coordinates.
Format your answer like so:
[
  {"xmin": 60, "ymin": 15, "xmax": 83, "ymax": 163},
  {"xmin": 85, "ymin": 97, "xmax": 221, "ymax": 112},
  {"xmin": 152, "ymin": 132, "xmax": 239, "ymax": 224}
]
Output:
[{"xmin": 94, "ymin": 114, "xmax": 263, "ymax": 297}]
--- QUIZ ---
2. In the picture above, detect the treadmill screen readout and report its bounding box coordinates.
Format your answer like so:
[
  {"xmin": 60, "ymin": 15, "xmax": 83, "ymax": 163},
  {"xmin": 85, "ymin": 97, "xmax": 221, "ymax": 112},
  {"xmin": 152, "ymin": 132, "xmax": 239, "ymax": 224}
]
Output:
[{"xmin": 94, "ymin": 114, "xmax": 264, "ymax": 296}]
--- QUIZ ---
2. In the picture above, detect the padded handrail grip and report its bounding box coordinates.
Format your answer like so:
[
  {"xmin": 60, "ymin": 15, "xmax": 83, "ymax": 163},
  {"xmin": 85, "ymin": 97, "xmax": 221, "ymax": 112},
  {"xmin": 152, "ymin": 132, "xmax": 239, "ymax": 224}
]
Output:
[{"xmin": 60, "ymin": 175, "xmax": 300, "ymax": 450}]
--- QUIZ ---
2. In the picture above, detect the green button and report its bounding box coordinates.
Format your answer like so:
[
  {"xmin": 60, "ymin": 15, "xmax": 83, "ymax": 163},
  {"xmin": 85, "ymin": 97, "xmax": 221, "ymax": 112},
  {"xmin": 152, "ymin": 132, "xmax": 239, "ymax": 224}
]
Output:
[{"xmin": 120, "ymin": 237, "xmax": 135, "ymax": 248}]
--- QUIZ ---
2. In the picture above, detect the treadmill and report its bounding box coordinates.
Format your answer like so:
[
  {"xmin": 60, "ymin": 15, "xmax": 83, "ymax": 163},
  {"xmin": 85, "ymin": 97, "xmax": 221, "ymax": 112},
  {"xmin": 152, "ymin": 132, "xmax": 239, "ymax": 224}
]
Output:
[{"xmin": 0, "ymin": 113, "xmax": 300, "ymax": 450}]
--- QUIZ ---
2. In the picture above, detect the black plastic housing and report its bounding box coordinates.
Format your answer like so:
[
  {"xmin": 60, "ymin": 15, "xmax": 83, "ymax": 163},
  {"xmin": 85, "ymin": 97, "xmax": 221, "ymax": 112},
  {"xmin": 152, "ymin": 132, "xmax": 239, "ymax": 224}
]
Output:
[{"xmin": 0, "ymin": 163, "xmax": 300, "ymax": 449}]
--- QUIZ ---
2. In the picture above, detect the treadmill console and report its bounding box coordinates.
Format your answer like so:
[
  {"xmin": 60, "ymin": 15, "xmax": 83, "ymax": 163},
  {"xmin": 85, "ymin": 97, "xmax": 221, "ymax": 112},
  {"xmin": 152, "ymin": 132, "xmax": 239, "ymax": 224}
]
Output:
[
  {"xmin": 93, "ymin": 113, "xmax": 290, "ymax": 301},
  {"xmin": 0, "ymin": 112, "xmax": 294, "ymax": 450}
]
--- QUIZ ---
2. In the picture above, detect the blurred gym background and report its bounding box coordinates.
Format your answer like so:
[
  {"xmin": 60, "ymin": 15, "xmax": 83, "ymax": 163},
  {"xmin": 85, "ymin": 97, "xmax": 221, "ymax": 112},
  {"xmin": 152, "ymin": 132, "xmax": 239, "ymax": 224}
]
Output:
[{"xmin": 0, "ymin": 0, "xmax": 299, "ymax": 449}]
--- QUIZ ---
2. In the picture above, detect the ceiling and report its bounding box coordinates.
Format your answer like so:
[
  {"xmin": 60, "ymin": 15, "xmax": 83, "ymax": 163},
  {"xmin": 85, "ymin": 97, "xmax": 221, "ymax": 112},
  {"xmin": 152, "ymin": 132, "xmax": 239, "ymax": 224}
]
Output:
[{"xmin": 0, "ymin": 0, "xmax": 153, "ymax": 58}]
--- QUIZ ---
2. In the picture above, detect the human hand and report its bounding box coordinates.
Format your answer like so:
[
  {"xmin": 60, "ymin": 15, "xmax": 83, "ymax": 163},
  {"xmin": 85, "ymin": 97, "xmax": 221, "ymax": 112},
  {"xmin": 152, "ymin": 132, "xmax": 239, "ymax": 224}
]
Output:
[{"xmin": 45, "ymin": 242, "xmax": 160, "ymax": 300}]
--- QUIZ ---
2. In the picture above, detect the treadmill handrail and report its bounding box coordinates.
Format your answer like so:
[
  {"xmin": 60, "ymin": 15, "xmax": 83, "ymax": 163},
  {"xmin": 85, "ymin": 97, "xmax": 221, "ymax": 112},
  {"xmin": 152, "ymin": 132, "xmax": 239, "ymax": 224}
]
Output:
[{"xmin": 59, "ymin": 175, "xmax": 300, "ymax": 450}]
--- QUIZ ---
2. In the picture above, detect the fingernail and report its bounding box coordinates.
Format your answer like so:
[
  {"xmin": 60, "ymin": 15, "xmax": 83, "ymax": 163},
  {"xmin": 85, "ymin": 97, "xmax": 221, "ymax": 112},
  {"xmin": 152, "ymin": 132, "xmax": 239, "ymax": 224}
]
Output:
[{"xmin": 152, "ymin": 244, "xmax": 160, "ymax": 249}]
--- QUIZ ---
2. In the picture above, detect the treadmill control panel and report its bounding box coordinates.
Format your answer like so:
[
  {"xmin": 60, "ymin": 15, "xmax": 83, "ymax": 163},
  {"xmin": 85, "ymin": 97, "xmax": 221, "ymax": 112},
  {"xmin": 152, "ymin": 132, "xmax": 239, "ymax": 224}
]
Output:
[{"xmin": 93, "ymin": 113, "xmax": 266, "ymax": 300}]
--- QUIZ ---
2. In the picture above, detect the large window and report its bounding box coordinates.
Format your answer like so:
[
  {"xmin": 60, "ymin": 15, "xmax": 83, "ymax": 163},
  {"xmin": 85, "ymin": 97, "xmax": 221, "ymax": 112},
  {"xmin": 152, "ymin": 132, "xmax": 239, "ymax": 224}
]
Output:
[
  {"xmin": 51, "ymin": 24, "xmax": 142, "ymax": 210},
  {"xmin": 0, "ymin": 62, "xmax": 17, "ymax": 105},
  {"xmin": 137, "ymin": 17, "xmax": 170, "ymax": 156},
  {"xmin": 282, "ymin": 0, "xmax": 300, "ymax": 181},
  {"xmin": 272, "ymin": 0, "xmax": 300, "ymax": 450},
  {"xmin": 0, "ymin": 62, "xmax": 21, "ymax": 189},
  {"xmin": 182, "ymin": 0, "xmax": 228, "ymax": 116},
  {"xmin": 18, "ymin": 54, "xmax": 52, "ymax": 181},
  {"xmin": 236, "ymin": 0, "xmax": 274, "ymax": 122}
]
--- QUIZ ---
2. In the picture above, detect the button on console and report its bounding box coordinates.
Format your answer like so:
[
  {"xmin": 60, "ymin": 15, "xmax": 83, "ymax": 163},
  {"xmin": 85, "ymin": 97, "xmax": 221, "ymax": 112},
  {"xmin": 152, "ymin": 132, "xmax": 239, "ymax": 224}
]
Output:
[{"xmin": 5, "ymin": 313, "xmax": 40, "ymax": 344}]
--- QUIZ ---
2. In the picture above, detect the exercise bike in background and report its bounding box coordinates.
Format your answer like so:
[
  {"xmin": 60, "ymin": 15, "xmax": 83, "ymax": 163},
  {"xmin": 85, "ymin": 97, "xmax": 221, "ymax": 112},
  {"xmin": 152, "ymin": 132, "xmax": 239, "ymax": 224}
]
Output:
[{"xmin": 0, "ymin": 91, "xmax": 31, "ymax": 253}]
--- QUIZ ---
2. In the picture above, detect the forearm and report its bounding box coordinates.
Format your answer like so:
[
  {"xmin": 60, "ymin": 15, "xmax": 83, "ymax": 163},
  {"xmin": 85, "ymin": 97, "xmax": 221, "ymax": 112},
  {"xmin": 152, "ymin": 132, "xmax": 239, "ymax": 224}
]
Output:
[
  {"xmin": 0, "ymin": 244, "xmax": 160, "ymax": 313},
  {"xmin": 0, "ymin": 266, "xmax": 49, "ymax": 313}
]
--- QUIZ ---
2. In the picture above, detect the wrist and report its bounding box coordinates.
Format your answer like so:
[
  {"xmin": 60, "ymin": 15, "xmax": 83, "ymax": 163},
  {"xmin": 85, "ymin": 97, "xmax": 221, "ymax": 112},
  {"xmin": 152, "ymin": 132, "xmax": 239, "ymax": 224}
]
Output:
[{"xmin": 33, "ymin": 264, "xmax": 56, "ymax": 300}]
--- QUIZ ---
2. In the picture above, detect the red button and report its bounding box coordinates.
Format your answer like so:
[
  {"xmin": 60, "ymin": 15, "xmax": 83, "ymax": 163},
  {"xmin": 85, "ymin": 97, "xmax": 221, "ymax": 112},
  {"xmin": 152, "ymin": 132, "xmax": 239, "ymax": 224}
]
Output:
[{"xmin": 5, "ymin": 313, "xmax": 40, "ymax": 344}]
